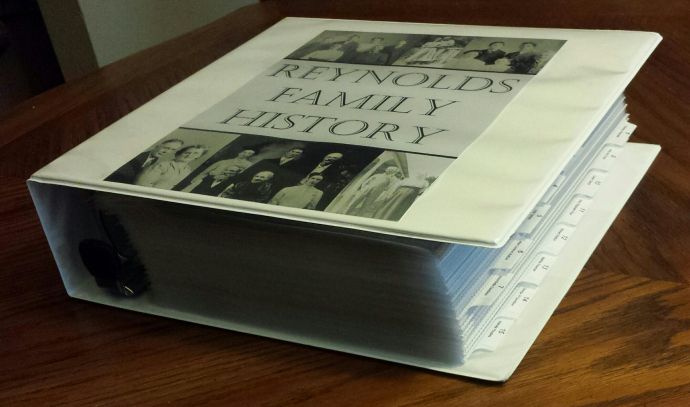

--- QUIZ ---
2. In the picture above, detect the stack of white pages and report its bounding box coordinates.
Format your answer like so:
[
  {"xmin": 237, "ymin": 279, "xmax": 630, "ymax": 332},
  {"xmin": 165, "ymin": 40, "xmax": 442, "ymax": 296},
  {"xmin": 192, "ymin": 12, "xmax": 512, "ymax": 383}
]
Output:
[{"xmin": 28, "ymin": 18, "xmax": 660, "ymax": 381}]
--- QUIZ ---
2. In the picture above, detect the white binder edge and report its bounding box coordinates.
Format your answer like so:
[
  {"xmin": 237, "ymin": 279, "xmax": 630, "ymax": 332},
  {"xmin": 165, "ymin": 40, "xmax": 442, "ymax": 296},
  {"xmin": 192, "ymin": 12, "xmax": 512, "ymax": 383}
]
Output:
[{"xmin": 27, "ymin": 142, "xmax": 660, "ymax": 381}]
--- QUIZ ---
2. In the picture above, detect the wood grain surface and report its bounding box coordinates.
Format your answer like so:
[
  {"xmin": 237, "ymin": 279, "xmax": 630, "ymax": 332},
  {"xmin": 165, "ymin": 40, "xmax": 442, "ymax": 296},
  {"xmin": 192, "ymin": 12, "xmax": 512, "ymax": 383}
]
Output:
[{"xmin": 1, "ymin": 1, "xmax": 689, "ymax": 405}]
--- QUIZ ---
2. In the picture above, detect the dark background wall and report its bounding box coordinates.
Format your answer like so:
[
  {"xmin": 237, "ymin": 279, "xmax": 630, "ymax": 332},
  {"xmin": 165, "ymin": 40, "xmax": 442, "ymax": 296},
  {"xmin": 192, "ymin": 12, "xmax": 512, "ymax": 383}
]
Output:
[{"xmin": 0, "ymin": 0, "xmax": 63, "ymax": 113}]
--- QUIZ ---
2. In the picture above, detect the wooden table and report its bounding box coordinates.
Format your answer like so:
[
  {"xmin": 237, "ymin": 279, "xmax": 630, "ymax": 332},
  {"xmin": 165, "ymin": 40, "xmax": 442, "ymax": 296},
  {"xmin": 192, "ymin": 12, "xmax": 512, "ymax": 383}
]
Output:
[{"xmin": 2, "ymin": 1, "xmax": 689, "ymax": 405}]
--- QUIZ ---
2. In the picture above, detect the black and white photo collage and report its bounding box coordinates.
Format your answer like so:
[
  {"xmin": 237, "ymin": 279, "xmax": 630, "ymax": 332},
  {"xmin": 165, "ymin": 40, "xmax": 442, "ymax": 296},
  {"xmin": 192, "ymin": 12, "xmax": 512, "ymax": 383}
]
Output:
[
  {"xmin": 286, "ymin": 30, "xmax": 566, "ymax": 75},
  {"xmin": 106, "ymin": 128, "xmax": 453, "ymax": 221}
]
